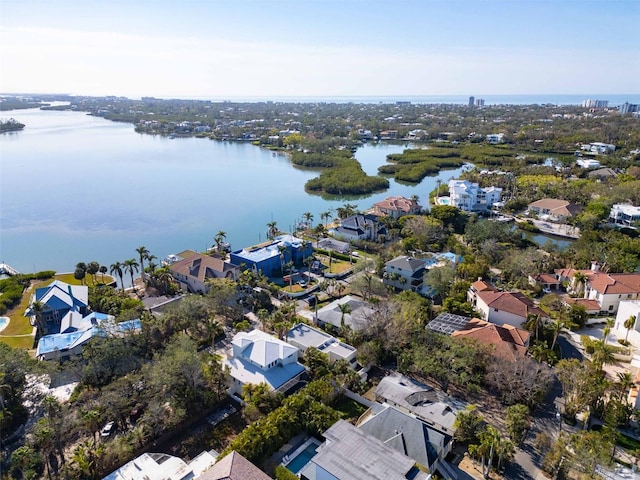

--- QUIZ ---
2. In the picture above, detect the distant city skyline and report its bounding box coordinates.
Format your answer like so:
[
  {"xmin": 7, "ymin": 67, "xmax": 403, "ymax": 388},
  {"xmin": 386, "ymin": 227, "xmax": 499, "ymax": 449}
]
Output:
[{"xmin": 1, "ymin": 0, "xmax": 638, "ymax": 98}]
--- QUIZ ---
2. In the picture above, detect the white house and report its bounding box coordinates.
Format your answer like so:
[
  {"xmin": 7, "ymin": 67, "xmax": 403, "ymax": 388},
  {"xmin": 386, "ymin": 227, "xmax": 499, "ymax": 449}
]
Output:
[
  {"xmin": 287, "ymin": 323, "xmax": 357, "ymax": 367},
  {"xmin": 383, "ymin": 256, "xmax": 428, "ymax": 292},
  {"xmin": 576, "ymin": 158, "xmax": 602, "ymax": 168},
  {"xmin": 609, "ymin": 204, "xmax": 640, "ymax": 227},
  {"xmin": 583, "ymin": 272, "xmax": 640, "ymax": 314},
  {"xmin": 225, "ymin": 329, "xmax": 305, "ymax": 396},
  {"xmin": 473, "ymin": 290, "xmax": 547, "ymax": 327},
  {"xmin": 486, "ymin": 133, "xmax": 505, "ymax": 144},
  {"xmin": 580, "ymin": 142, "xmax": 616, "ymax": 155},
  {"xmin": 614, "ymin": 300, "xmax": 640, "ymax": 348},
  {"xmin": 448, "ymin": 179, "xmax": 502, "ymax": 212}
]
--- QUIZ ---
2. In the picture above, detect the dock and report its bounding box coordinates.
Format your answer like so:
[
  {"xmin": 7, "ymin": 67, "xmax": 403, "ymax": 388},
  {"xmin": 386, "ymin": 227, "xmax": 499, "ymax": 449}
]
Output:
[{"xmin": 0, "ymin": 263, "xmax": 19, "ymax": 276}]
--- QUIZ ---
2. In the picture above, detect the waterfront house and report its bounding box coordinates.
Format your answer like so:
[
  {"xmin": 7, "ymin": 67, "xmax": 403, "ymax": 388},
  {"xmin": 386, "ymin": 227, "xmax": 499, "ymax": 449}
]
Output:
[
  {"xmin": 225, "ymin": 329, "xmax": 305, "ymax": 397},
  {"xmin": 448, "ymin": 179, "xmax": 502, "ymax": 212},
  {"xmin": 168, "ymin": 250, "xmax": 239, "ymax": 294},
  {"xmin": 25, "ymin": 280, "xmax": 89, "ymax": 336},
  {"xmin": 373, "ymin": 196, "xmax": 421, "ymax": 219},
  {"xmin": 527, "ymin": 198, "xmax": 581, "ymax": 222},
  {"xmin": 383, "ymin": 256, "xmax": 427, "ymax": 292},
  {"xmin": 298, "ymin": 420, "xmax": 430, "ymax": 480},
  {"xmin": 230, "ymin": 234, "xmax": 313, "ymax": 278},
  {"xmin": 287, "ymin": 323, "xmax": 357, "ymax": 367},
  {"xmin": 331, "ymin": 214, "xmax": 385, "ymax": 242}
]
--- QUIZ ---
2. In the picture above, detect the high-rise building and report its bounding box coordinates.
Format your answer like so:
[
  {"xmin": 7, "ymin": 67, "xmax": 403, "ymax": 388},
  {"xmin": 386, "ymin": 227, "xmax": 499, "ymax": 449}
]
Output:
[
  {"xmin": 582, "ymin": 99, "xmax": 609, "ymax": 108},
  {"xmin": 468, "ymin": 96, "xmax": 475, "ymax": 107},
  {"xmin": 620, "ymin": 102, "xmax": 639, "ymax": 114},
  {"xmin": 475, "ymin": 98, "xmax": 485, "ymax": 107}
]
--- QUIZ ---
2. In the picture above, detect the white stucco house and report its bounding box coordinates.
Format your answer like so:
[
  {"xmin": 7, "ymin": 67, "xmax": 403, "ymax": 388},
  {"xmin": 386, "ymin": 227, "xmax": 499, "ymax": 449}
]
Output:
[
  {"xmin": 448, "ymin": 179, "xmax": 502, "ymax": 212},
  {"xmin": 225, "ymin": 329, "xmax": 305, "ymax": 396},
  {"xmin": 614, "ymin": 300, "xmax": 640, "ymax": 348},
  {"xmin": 472, "ymin": 289, "xmax": 547, "ymax": 327}
]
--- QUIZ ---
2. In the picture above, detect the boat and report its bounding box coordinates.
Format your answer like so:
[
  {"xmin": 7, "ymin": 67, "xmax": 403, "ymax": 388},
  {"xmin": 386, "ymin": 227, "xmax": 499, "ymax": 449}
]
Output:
[{"xmin": 0, "ymin": 119, "xmax": 25, "ymax": 133}]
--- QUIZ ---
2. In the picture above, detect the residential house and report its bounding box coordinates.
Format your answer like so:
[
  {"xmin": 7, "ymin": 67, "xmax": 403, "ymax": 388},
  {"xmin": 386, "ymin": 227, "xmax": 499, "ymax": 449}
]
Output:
[
  {"xmin": 36, "ymin": 316, "xmax": 141, "ymax": 361},
  {"xmin": 472, "ymin": 289, "xmax": 547, "ymax": 327},
  {"xmin": 373, "ymin": 196, "xmax": 421, "ymax": 219},
  {"xmin": 314, "ymin": 295, "xmax": 376, "ymax": 332},
  {"xmin": 103, "ymin": 451, "xmax": 217, "ymax": 480},
  {"xmin": 467, "ymin": 279, "xmax": 495, "ymax": 305},
  {"xmin": 527, "ymin": 198, "xmax": 581, "ymax": 222},
  {"xmin": 199, "ymin": 451, "xmax": 272, "ymax": 480},
  {"xmin": 374, "ymin": 373, "xmax": 466, "ymax": 437},
  {"xmin": 614, "ymin": 300, "xmax": 640, "ymax": 348},
  {"xmin": 225, "ymin": 329, "xmax": 305, "ymax": 396},
  {"xmin": 298, "ymin": 420, "xmax": 430, "ymax": 480},
  {"xmin": 609, "ymin": 204, "xmax": 640, "ymax": 227},
  {"xmin": 564, "ymin": 298, "xmax": 602, "ymax": 315},
  {"xmin": 168, "ymin": 250, "xmax": 239, "ymax": 294},
  {"xmin": 448, "ymin": 179, "xmax": 502, "ymax": 212},
  {"xmin": 331, "ymin": 214, "xmax": 385, "ymax": 242},
  {"xmin": 451, "ymin": 318, "xmax": 530, "ymax": 362},
  {"xmin": 528, "ymin": 273, "xmax": 562, "ymax": 292},
  {"xmin": 287, "ymin": 323, "xmax": 357, "ymax": 367},
  {"xmin": 230, "ymin": 234, "xmax": 313, "ymax": 278},
  {"xmin": 357, "ymin": 404, "xmax": 457, "ymax": 479},
  {"xmin": 588, "ymin": 168, "xmax": 618, "ymax": 181},
  {"xmin": 580, "ymin": 142, "xmax": 616, "ymax": 155},
  {"xmin": 25, "ymin": 280, "xmax": 89, "ymax": 336},
  {"xmin": 486, "ymin": 133, "xmax": 505, "ymax": 144},
  {"xmin": 576, "ymin": 158, "xmax": 602, "ymax": 168},
  {"xmin": 383, "ymin": 256, "xmax": 427, "ymax": 292},
  {"xmin": 427, "ymin": 312, "xmax": 473, "ymax": 336}
]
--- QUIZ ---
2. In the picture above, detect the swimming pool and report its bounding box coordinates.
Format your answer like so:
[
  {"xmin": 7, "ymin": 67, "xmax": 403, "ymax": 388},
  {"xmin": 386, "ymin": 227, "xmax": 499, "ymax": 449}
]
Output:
[
  {"xmin": 285, "ymin": 442, "xmax": 319, "ymax": 474},
  {"xmin": 0, "ymin": 317, "xmax": 8, "ymax": 331}
]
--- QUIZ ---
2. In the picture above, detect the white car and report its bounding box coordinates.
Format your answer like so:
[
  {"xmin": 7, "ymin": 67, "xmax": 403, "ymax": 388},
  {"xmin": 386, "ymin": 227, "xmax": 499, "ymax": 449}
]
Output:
[{"xmin": 101, "ymin": 421, "xmax": 115, "ymax": 437}]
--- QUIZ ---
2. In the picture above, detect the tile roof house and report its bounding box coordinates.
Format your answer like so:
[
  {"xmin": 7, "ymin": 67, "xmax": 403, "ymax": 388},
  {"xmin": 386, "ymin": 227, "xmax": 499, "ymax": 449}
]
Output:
[
  {"xmin": 25, "ymin": 280, "xmax": 89, "ymax": 336},
  {"xmin": 473, "ymin": 290, "xmax": 547, "ymax": 328},
  {"xmin": 527, "ymin": 198, "xmax": 582, "ymax": 222},
  {"xmin": 314, "ymin": 295, "xmax": 375, "ymax": 331},
  {"xmin": 467, "ymin": 279, "xmax": 495, "ymax": 304},
  {"xmin": 357, "ymin": 404, "xmax": 456, "ymax": 479},
  {"xmin": 383, "ymin": 256, "xmax": 428, "ymax": 292},
  {"xmin": 199, "ymin": 451, "xmax": 272, "ymax": 480},
  {"xmin": 168, "ymin": 250, "xmax": 239, "ymax": 294},
  {"xmin": 373, "ymin": 196, "xmax": 421, "ymax": 219},
  {"xmin": 298, "ymin": 420, "xmax": 429, "ymax": 480},
  {"xmin": 225, "ymin": 329, "xmax": 305, "ymax": 396},
  {"xmin": 451, "ymin": 318, "xmax": 530, "ymax": 362},
  {"xmin": 374, "ymin": 373, "xmax": 466, "ymax": 436},
  {"xmin": 528, "ymin": 273, "xmax": 562, "ymax": 291}
]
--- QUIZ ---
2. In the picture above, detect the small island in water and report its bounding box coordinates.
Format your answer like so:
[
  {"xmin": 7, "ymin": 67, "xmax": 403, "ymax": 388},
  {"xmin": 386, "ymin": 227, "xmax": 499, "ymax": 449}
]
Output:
[{"xmin": 0, "ymin": 118, "xmax": 26, "ymax": 133}]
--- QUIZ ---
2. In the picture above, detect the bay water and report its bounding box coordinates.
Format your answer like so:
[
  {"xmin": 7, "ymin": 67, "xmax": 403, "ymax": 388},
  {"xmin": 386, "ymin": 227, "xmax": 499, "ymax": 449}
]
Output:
[{"xmin": 0, "ymin": 109, "xmax": 467, "ymax": 275}]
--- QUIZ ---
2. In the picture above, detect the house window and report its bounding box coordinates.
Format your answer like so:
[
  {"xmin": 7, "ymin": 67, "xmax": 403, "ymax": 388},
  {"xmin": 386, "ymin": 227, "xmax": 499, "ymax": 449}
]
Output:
[
  {"xmin": 494, "ymin": 308, "xmax": 499, "ymax": 312},
  {"xmin": 609, "ymin": 305, "xmax": 614, "ymax": 311}
]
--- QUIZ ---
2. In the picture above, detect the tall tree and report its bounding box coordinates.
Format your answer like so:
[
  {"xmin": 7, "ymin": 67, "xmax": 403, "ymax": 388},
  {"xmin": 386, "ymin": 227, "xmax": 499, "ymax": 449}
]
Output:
[
  {"xmin": 110, "ymin": 262, "xmax": 124, "ymax": 291},
  {"xmin": 135, "ymin": 246, "xmax": 150, "ymax": 273},
  {"xmin": 267, "ymin": 221, "xmax": 278, "ymax": 240},
  {"xmin": 213, "ymin": 231, "xmax": 227, "ymax": 253},
  {"xmin": 624, "ymin": 315, "xmax": 636, "ymax": 343},
  {"xmin": 74, "ymin": 262, "xmax": 87, "ymax": 285},
  {"xmin": 86, "ymin": 261, "xmax": 100, "ymax": 284},
  {"xmin": 123, "ymin": 259, "xmax": 140, "ymax": 292}
]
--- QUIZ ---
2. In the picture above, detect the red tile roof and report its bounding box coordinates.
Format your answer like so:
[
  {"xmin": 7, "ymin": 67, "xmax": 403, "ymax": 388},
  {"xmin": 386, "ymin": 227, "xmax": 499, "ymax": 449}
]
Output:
[
  {"xmin": 531, "ymin": 273, "xmax": 561, "ymax": 285},
  {"xmin": 565, "ymin": 297, "xmax": 602, "ymax": 312},
  {"xmin": 587, "ymin": 273, "xmax": 640, "ymax": 295},
  {"xmin": 477, "ymin": 290, "xmax": 547, "ymax": 318},
  {"xmin": 373, "ymin": 196, "xmax": 420, "ymax": 214},
  {"xmin": 452, "ymin": 318, "xmax": 529, "ymax": 361},
  {"xmin": 471, "ymin": 280, "xmax": 494, "ymax": 292}
]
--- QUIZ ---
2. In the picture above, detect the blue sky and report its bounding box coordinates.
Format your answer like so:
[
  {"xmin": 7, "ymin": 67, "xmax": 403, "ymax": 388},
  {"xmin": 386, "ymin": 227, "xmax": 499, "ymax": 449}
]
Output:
[{"xmin": 1, "ymin": 0, "xmax": 638, "ymax": 98}]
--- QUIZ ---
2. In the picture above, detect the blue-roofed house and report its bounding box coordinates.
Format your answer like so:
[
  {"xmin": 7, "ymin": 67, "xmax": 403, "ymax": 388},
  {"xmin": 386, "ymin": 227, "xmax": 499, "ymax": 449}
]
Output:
[
  {"xmin": 230, "ymin": 234, "xmax": 313, "ymax": 278},
  {"xmin": 25, "ymin": 280, "xmax": 89, "ymax": 335},
  {"xmin": 225, "ymin": 329, "xmax": 305, "ymax": 397},
  {"xmin": 36, "ymin": 317, "xmax": 142, "ymax": 361}
]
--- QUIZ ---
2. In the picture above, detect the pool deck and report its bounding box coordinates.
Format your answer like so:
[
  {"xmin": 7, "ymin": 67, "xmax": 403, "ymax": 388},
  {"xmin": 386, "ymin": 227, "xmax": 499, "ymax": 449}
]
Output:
[{"xmin": 281, "ymin": 437, "xmax": 321, "ymax": 470}]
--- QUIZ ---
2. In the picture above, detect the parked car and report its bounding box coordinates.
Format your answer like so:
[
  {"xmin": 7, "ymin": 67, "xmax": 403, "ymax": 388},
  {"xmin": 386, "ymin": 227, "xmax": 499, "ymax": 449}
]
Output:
[{"xmin": 100, "ymin": 421, "xmax": 115, "ymax": 437}]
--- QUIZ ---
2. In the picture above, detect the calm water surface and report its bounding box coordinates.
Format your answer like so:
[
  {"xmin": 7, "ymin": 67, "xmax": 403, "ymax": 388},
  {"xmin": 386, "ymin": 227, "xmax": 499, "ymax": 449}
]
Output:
[{"xmin": 0, "ymin": 109, "xmax": 467, "ymax": 275}]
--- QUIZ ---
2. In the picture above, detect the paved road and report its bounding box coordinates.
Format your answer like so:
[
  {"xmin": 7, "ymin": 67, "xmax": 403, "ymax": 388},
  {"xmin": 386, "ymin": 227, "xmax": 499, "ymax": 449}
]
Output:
[{"xmin": 504, "ymin": 333, "xmax": 583, "ymax": 479}]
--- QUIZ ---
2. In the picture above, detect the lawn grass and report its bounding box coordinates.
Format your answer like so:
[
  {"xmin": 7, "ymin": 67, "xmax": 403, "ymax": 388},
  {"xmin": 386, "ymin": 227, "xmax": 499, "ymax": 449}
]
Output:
[
  {"xmin": 334, "ymin": 396, "xmax": 367, "ymax": 421},
  {"xmin": 618, "ymin": 433, "xmax": 640, "ymax": 452},
  {"xmin": 52, "ymin": 273, "xmax": 115, "ymax": 287}
]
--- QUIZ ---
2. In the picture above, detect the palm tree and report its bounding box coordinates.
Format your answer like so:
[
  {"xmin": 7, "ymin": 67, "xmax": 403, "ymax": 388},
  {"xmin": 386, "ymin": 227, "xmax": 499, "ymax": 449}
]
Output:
[
  {"xmin": 302, "ymin": 212, "xmax": 313, "ymax": 229},
  {"xmin": 321, "ymin": 210, "xmax": 333, "ymax": 227},
  {"xmin": 624, "ymin": 315, "xmax": 636, "ymax": 343},
  {"xmin": 74, "ymin": 262, "xmax": 87, "ymax": 285},
  {"xmin": 267, "ymin": 221, "xmax": 278, "ymax": 240},
  {"xmin": 338, "ymin": 302, "xmax": 351, "ymax": 330},
  {"xmin": 136, "ymin": 246, "xmax": 150, "ymax": 273},
  {"xmin": 123, "ymin": 259, "xmax": 139, "ymax": 292},
  {"xmin": 526, "ymin": 313, "xmax": 543, "ymax": 341},
  {"xmin": 29, "ymin": 300, "xmax": 46, "ymax": 336},
  {"xmin": 213, "ymin": 231, "xmax": 227, "ymax": 253},
  {"xmin": 146, "ymin": 254, "xmax": 158, "ymax": 273},
  {"xmin": 98, "ymin": 265, "xmax": 107, "ymax": 284},
  {"xmin": 591, "ymin": 339, "xmax": 616, "ymax": 370},
  {"xmin": 603, "ymin": 317, "xmax": 615, "ymax": 343},
  {"xmin": 110, "ymin": 262, "xmax": 124, "ymax": 291},
  {"xmin": 572, "ymin": 272, "xmax": 588, "ymax": 296},
  {"xmin": 547, "ymin": 319, "xmax": 565, "ymax": 351}
]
